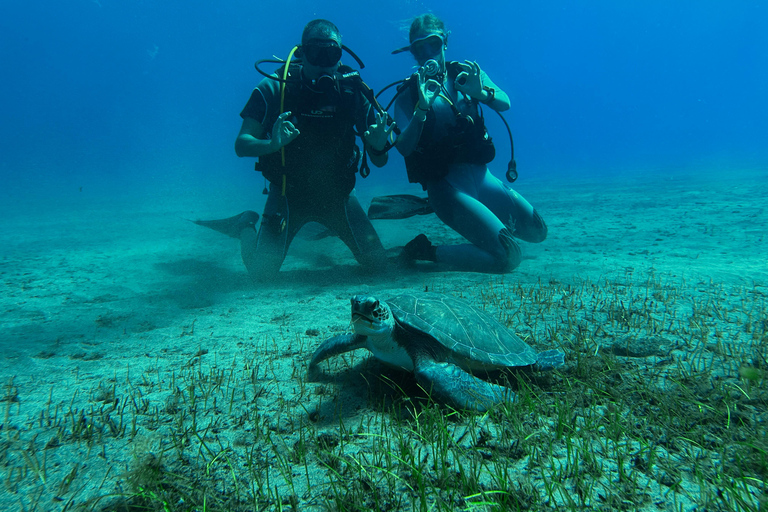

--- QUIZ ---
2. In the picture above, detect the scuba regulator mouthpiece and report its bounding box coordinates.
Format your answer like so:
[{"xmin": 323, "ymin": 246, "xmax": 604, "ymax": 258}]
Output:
[
  {"xmin": 310, "ymin": 73, "xmax": 337, "ymax": 94},
  {"xmin": 423, "ymin": 59, "xmax": 440, "ymax": 77}
]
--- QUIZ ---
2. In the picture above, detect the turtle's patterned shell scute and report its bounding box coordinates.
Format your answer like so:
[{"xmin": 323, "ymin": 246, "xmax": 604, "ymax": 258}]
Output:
[{"xmin": 387, "ymin": 293, "xmax": 537, "ymax": 367}]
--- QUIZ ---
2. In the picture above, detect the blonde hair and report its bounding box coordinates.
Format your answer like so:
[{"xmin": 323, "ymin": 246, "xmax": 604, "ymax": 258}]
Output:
[{"xmin": 409, "ymin": 13, "xmax": 449, "ymax": 44}]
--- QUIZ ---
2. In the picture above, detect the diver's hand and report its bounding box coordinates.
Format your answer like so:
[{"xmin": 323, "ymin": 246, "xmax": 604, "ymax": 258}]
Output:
[
  {"xmin": 416, "ymin": 66, "xmax": 440, "ymax": 114},
  {"xmin": 363, "ymin": 112, "xmax": 396, "ymax": 152},
  {"xmin": 270, "ymin": 111, "xmax": 300, "ymax": 151},
  {"xmin": 454, "ymin": 60, "xmax": 484, "ymax": 99}
]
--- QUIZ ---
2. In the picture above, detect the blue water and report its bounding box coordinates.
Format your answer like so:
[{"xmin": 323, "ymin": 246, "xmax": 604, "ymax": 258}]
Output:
[
  {"xmin": 1, "ymin": 0, "xmax": 766, "ymax": 204},
  {"xmin": 1, "ymin": 5, "xmax": 766, "ymax": 508}
]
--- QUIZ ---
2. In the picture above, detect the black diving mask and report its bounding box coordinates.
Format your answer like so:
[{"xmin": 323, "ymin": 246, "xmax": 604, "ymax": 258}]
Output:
[{"xmin": 302, "ymin": 42, "xmax": 342, "ymax": 68}]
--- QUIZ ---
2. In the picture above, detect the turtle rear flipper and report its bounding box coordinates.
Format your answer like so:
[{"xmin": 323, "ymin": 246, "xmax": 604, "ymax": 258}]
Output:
[
  {"xmin": 414, "ymin": 360, "xmax": 514, "ymax": 412},
  {"xmin": 535, "ymin": 349, "xmax": 565, "ymax": 371}
]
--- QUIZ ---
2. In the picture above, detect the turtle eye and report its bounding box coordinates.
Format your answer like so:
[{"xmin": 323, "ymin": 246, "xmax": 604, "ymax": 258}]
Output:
[{"xmin": 371, "ymin": 300, "xmax": 380, "ymax": 318}]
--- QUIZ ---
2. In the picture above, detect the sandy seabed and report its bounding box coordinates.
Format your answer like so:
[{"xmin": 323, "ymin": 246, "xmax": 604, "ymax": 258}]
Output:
[{"xmin": 1, "ymin": 168, "xmax": 766, "ymax": 511}]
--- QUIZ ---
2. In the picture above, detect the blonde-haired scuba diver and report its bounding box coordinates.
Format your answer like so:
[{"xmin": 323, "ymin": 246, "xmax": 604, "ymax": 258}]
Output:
[{"xmin": 393, "ymin": 13, "xmax": 547, "ymax": 273}]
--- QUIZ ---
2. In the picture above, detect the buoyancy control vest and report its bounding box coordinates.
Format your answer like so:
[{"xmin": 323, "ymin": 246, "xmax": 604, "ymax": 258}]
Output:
[
  {"xmin": 256, "ymin": 64, "xmax": 364, "ymax": 198},
  {"xmin": 404, "ymin": 61, "xmax": 496, "ymax": 186}
]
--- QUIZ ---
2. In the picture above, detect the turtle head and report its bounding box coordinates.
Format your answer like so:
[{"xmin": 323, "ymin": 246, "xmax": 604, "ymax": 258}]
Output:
[{"xmin": 350, "ymin": 295, "xmax": 394, "ymax": 338}]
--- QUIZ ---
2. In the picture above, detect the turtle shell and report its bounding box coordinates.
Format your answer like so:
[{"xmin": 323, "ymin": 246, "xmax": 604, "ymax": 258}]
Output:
[{"xmin": 387, "ymin": 293, "xmax": 537, "ymax": 368}]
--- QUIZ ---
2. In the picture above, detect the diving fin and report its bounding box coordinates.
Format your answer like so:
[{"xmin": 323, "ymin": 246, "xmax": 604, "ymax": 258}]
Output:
[
  {"xmin": 191, "ymin": 210, "xmax": 260, "ymax": 239},
  {"xmin": 367, "ymin": 194, "xmax": 434, "ymax": 220}
]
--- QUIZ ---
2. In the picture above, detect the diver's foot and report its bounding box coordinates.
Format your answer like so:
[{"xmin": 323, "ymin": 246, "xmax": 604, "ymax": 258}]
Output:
[{"xmin": 400, "ymin": 234, "xmax": 437, "ymax": 263}]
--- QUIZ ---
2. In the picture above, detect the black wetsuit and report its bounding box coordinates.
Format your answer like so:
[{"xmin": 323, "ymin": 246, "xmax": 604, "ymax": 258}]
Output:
[{"xmin": 239, "ymin": 67, "xmax": 386, "ymax": 278}]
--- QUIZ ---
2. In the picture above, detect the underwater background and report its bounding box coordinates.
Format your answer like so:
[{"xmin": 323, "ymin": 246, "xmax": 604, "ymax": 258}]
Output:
[
  {"xmin": 2, "ymin": 0, "xmax": 766, "ymax": 208},
  {"xmin": 1, "ymin": 1, "xmax": 767, "ymax": 511}
]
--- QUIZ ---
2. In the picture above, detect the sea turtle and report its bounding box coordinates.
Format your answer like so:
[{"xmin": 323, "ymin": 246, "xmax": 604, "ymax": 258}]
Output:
[{"xmin": 309, "ymin": 293, "xmax": 565, "ymax": 412}]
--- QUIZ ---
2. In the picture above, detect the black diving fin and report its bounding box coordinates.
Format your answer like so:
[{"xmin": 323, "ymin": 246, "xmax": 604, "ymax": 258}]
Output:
[
  {"xmin": 367, "ymin": 194, "xmax": 434, "ymax": 220},
  {"xmin": 191, "ymin": 210, "xmax": 260, "ymax": 239}
]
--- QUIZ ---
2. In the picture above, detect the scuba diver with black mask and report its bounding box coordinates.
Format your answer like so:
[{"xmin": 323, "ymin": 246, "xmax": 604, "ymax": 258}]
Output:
[
  {"xmin": 196, "ymin": 19, "xmax": 394, "ymax": 281},
  {"xmin": 392, "ymin": 14, "xmax": 548, "ymax": 273}
]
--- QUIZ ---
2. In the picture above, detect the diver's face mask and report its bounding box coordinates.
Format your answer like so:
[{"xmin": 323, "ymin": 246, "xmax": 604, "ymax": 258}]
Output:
[
  {"xmin": 300, "ymin": 39, "xmax": 342, "ymax": 95},
  {"xmin": 302, "ymin": 41, "xmax": 342, "ymax": 68},
  {"xmin": 409, "ymin": 34, "xmax": 444, "ymax": 63}
]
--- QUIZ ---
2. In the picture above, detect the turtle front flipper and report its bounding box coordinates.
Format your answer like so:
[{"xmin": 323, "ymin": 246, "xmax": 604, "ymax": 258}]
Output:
[
  {"xmin": 309, "ymin": 334, "xmax": 368, "ymax": 372},
  {"xmin": 413, "ymin": 359, "xmax": 514, "ymax": 412}
]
